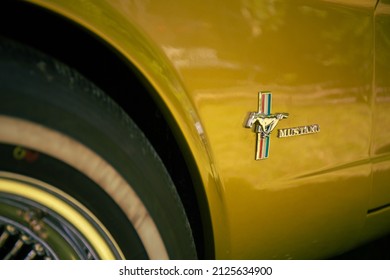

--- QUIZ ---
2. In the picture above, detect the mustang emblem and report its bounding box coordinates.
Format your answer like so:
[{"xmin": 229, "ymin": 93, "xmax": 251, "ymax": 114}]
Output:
[
  {"xmin": 246, "ymin": 112, "xmax": 288, "ymax": 138},
  {"xmin": 244, "ymin": 92, "xmax": 288, "ymax": 160}
]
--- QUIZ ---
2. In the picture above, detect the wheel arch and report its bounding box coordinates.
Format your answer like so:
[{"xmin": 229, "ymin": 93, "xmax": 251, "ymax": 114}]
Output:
[{"xmin": 0, "ymin": 0, "xmax": 217, "ymax": 259}]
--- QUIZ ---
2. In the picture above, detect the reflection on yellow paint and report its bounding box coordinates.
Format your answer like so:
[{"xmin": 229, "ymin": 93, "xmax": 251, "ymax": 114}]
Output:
[{"xmin": 27, "ymin": 0, "xmax": 384, "ymax": 259}]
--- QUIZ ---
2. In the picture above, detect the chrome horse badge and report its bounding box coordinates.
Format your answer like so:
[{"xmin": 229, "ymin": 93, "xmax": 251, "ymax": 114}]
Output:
[{"xmin": 245, "ymin": 92, "xmax": 288, "ymax": 160}]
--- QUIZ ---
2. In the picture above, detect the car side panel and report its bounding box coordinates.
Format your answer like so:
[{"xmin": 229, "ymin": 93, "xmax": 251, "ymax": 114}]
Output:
[
  {"xmin": 370, "ymin": 0, "xmax": 390, "ymax": 210},
  {"xmin": 27, "ymin": 0, "xmax": 377, "ymax": 259}
]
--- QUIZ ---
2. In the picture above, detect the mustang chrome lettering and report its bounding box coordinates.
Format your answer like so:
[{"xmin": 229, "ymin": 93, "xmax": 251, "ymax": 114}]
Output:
[
  {"xmin": 277, "ymin": 124, "xmax": 320, "ymax": 138},
  {"xmin": 245, "ymin": 92, "xmax": 288, "ymax": 160}
]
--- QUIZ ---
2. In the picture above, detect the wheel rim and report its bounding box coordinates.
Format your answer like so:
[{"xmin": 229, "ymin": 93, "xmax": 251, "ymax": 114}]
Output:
[{"xmin": 0, "ymin": 172, "xmax": 124, "ymax": 259}]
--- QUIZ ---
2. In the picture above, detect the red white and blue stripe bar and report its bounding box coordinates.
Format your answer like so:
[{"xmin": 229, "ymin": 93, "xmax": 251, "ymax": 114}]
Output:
[{"xmin": 256, "ymin": 92, "xmax": 272, "ymax": 160}]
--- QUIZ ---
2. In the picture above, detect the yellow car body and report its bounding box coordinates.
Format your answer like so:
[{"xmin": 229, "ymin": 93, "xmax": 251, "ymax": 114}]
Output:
[{"xmin": 2, "ymin": 0, "xmax": 390, "ymax": 259}]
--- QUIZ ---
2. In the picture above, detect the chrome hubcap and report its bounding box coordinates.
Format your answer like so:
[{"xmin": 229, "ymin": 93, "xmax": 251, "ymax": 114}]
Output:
[
  {"xmin": 0, "ymin": 221, "xmax": 54, "ymax": 260},
  {"xmin": 0, "ymin": 172, "xmax": 123, "ymax": 259}
]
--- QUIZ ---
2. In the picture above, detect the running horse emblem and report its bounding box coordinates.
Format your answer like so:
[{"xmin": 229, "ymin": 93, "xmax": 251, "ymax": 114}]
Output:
[{"xmin": 245, "ymin": 92, "xmax": 288, "ymax": 160}]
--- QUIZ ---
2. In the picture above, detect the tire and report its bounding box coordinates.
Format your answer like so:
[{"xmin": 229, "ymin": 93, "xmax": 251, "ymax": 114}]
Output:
[{"xmin": 0, "ymin": 37, "xmax": 196, "ymax": 260}]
